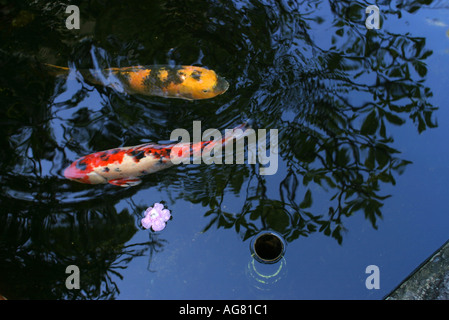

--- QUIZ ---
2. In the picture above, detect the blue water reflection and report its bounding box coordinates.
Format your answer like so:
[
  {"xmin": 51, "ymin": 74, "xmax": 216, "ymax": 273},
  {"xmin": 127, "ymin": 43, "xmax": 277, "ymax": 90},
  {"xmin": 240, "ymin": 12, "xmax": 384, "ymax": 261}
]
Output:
[{"xmin": 0, "ymin": 0, "xmax": 448, "ymax": 299}]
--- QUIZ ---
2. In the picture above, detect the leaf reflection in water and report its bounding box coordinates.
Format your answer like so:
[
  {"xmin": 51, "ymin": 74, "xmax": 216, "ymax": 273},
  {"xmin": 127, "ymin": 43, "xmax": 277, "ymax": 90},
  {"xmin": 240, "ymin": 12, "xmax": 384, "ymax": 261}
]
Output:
[{"xmin": 0, "ymin": 0, "xmax": 439, "ymax": 299}]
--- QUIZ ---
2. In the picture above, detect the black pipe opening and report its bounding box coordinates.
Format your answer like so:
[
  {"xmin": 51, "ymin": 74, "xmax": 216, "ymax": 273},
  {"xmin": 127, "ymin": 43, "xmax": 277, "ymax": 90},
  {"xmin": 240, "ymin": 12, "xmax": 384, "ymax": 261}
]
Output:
[{"xmin": 251, "ymin": 231, "xmax": 285, "ymax": 264}]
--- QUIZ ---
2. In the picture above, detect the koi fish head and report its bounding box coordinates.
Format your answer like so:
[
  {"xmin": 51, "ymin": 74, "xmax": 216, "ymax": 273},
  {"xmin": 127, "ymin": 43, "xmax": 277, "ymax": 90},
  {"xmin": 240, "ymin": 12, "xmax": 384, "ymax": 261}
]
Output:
[
  {"xmin": 175, "ymin": 66, "xmax": 229, "ymax": 100},
  {"xmin": 63, "ymin": 158, "xmax": 107, "ymax": 184}
]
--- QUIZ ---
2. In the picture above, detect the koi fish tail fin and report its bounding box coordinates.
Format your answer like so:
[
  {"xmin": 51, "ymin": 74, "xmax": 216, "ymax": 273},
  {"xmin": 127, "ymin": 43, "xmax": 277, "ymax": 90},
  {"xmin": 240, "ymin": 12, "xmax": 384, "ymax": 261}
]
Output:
[
  {"xmin": 44, "ymin": 63, "xmax": 112, "ymax": 87},
  {"xmin": 44, "ymin": 63, "xmax": 71, "ymax": 77},
  {"xmin": 83, "ymin": 68, "xmax": 124, "ymax": 89}
]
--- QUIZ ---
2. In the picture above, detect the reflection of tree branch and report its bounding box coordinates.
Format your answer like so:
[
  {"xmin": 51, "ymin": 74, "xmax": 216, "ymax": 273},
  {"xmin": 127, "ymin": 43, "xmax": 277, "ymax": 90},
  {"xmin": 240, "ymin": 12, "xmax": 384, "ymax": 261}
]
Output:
[
  {"xmin": 193, "ymin": 0, "xmax": 437, "ymax": 245},
  {"xmin": 144, "ymin": 234, "xmax": 168, "ymax": 273},
  {"xmin": 0, "ymin": 194, "xmax": 165, "ymax": 299},
  {"xmin": 0, "ymin": 0, "xmax": 440, "ymax": 299}
]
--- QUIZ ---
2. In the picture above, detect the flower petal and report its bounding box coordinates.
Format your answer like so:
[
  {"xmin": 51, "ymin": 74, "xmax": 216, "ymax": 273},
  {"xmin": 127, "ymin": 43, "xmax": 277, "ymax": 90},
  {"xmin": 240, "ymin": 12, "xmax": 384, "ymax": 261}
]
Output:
[
  {"xmin": 160, "ymin": 209, "xmax": 171, "ymax": 221},
  {"xmin": 153, "ymin": 202, "xmax": 164, "ymax": 212},
  {"xmin": 141, "ymin": 216, "xmax": 152, "ymax": 229},
  {"xmin": 151, "ymin": 220, "xmax": 166, "ymax": 232}
]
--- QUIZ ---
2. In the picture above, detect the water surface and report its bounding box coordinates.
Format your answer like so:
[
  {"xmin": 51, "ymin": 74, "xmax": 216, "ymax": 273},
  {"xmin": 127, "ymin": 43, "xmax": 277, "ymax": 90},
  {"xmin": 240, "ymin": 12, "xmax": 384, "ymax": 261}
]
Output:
[{"xmin": 0, "ymin": 0, "xmax": 448, "ymax": 299}]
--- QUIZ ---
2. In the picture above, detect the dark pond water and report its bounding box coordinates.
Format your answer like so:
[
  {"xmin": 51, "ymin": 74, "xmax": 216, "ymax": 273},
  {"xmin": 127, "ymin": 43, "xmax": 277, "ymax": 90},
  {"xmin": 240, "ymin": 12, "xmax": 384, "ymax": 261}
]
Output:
[{"xmin": 0, "ymin": 0, "xmax": 448, "ymax": 300}]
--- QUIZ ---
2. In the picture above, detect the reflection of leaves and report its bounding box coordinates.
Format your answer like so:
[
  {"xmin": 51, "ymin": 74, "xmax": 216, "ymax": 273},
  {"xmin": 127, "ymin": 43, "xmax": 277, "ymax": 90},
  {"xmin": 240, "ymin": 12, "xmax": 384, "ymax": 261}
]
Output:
[
  {"xmin": 300, "ymin": 190, "xmax": 313, "ymax": 209},
  {"xmin": 0, "ymin": 0, "xmax": 440, "ymax": 299},
  {"xmin": 196, "ymin": 0, "xmax": 436, "ymax": 245},
  {"xmin": 0, "ymin": 195, "xmax": 161, "ymax": 299},
  {"xmin": 361, "ymin": 111, "xmax": 378, "ymax": 135},
  {"xmin": 280, "ymin": 170, "xmax": 298, "ymax": 203}
]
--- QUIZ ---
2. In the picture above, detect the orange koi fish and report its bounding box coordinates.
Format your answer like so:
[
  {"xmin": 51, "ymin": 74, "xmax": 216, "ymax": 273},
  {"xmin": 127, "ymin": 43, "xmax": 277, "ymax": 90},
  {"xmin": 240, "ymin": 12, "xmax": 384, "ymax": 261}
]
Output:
[
  {"xmin": 45, "ymin": 64, "xmax": 229, "ymax": 100},
  {"xmin": 64, "ymin": 124, "xmax": 248, "ymax": 187}
]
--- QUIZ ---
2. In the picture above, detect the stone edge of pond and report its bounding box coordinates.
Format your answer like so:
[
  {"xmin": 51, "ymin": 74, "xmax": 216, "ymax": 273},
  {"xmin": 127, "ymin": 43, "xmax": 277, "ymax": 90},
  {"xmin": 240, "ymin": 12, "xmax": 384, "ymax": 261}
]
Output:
[{"xmin": 385, "ymin": 239, "xmax": 449, "ymax": 300}]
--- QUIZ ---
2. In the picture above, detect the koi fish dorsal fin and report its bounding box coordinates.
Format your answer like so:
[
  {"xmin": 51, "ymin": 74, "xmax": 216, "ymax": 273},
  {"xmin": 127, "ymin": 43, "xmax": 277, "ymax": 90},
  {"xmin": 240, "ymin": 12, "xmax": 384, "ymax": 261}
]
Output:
[{"xmin": 108, "ymin": 178, "xmax": 142, "ymax": 187}]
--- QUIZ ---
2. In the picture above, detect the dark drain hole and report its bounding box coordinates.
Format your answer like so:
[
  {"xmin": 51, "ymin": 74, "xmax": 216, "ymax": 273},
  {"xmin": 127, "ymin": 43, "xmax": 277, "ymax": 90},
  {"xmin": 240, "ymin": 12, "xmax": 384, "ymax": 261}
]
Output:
[{"xmin": 254, "ymin": 233, "xmax": 284, "ymax": 262}]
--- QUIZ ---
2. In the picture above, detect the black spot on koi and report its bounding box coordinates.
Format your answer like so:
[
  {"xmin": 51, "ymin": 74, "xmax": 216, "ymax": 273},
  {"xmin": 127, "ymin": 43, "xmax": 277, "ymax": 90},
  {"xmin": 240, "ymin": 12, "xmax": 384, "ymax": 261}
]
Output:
[
  {"xmin": 191, "ymin": 70, "xmax": 202, "ymax": 81},
  {"xmin": 129, "ymin": 149, "xmax": 146, "ymax": 162},
  {"xmin": 76, "ymin": 160, "xmax": 87, "ymax": 171},
  {"xmin": 100, "ymin": 152, "xmax": 110, "ymax": 161},
  {"xmin": 142, "ymin": 67, "xmax": 184, "ymax": 90}
]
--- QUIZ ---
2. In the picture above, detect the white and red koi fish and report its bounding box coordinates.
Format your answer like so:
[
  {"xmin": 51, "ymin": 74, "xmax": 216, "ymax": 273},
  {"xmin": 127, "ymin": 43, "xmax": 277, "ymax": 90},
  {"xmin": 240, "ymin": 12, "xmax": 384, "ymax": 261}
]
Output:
[
  {"xmin": 64, "ymin": 124, "xmax": 249, "ymax": 187},
  {"xmin": 45, "ymin": 64, "xmax": 229, "ymax": 100}
]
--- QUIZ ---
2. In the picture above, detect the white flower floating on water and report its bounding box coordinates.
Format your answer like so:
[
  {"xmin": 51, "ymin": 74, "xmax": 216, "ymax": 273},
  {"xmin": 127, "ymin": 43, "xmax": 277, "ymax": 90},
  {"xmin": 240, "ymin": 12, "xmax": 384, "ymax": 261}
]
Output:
[{"xmin": 141, "ymin": 202, "xmax": 171, "ymax": 231}]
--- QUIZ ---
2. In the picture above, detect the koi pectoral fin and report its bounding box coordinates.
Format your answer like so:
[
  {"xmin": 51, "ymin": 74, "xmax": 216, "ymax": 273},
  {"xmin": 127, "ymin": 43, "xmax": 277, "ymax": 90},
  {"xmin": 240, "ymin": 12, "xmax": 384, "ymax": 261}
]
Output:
[{"xmin": 108, "ymin": 178, "xmax": 142, "ymax": 187}]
